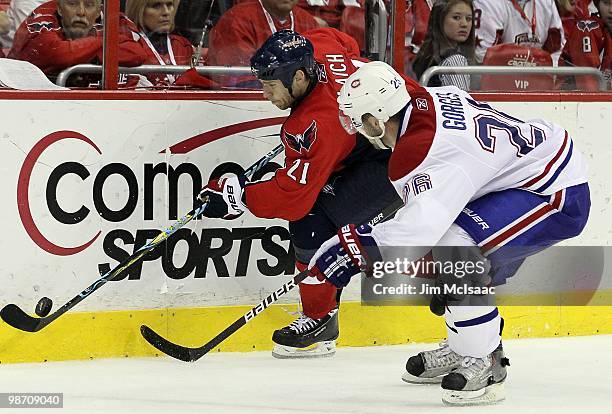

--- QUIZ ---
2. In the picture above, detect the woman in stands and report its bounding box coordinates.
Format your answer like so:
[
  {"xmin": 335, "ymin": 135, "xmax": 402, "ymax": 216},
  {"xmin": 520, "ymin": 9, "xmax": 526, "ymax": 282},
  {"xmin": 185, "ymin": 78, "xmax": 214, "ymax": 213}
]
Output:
[
  {"xmin": 413, "ymin": 0, "xmax": 475, "ymax": 90},
  {"xmin": 126, "ymin": 0, "xmax": 193, "ymax": 86}
]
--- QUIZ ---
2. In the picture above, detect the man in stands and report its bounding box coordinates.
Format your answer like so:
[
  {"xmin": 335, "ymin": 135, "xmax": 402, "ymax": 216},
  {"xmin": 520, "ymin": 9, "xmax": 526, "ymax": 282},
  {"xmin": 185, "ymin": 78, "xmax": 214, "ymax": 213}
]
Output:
[
  {"xmin": 9, "ymin": 0, "xmax": 146, "ymax": 86},
  {"xmin": 207, "ymin": 0, "xmax": 319, "ymax": 87},
  {"xmin": 561, "ymin": 0, "xmax": 611, "ymax": 89},
  {"xmin": 473, "ymin": 0, "xmax": 565, "ymax": 64},
  {"xmin": 405, "ymin": 0, "xmax": 433, "ymax": 63},
  {"xmin": 297, "ymin": 0, "xmax": 359, "ymax": 29}
]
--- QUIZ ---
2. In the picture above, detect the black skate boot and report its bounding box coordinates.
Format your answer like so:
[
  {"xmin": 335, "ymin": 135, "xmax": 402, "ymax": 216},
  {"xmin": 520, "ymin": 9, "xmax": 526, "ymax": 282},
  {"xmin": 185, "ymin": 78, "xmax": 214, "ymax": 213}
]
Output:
[
  {"xmin": 271, "ymin": 307, "xmax": 339, "ymax": 359},
  {"xmin": 441, "ymin": 343, "xmax": 510, "ymax": 406}
]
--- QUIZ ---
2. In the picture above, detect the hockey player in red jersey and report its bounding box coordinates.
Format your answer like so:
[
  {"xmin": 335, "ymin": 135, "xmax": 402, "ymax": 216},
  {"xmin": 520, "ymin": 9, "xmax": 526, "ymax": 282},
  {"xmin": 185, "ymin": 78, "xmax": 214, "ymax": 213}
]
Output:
[
  {"xmin": 309, "ymin": 61, "xmax": 589, "ymax": 405},
  {"xmin": 198, "ymin": 28, "xmax": 400, "ymax": 358},
  {"xmin": 9, "ymin": 0, "xmax": 146, "ymax": 86},
  {"xmin": 561, "ymin": 0, "xmax": 611, "ymax": 90}
]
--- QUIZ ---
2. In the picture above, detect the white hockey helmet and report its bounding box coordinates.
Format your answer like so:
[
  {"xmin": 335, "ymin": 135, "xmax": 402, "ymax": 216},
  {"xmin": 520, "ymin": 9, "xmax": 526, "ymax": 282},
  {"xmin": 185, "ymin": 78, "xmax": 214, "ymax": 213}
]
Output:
[{"xmin": 338, "ymin": 61, "xmax": 411, "ymax": 149}]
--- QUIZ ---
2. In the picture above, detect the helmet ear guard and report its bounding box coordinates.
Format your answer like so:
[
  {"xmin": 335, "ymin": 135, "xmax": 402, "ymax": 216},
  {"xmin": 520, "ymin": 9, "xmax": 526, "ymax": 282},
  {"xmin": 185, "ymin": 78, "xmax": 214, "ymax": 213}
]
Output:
[{"xmin": 337, "ymin": 61, "xmax": 411, "ymax": 148}]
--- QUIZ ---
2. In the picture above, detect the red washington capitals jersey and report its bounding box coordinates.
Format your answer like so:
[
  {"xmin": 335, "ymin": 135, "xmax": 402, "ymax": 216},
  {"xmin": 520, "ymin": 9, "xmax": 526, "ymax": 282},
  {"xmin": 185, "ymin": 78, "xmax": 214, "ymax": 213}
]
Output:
[
  {"xmin": 245, "ymin": 28, "xmax": 364, "ymax": 221},
  {"xmin": 562, "ymin": 16, "xmax": 611, "ymax": 90}
]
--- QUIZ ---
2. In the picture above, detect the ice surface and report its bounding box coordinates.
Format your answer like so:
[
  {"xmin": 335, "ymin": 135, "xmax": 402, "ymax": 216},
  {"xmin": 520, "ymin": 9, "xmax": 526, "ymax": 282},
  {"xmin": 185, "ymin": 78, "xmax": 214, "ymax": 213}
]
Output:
[{"xmin": 1, "ymin": 335, "xmax": 610, "ymax": 413}]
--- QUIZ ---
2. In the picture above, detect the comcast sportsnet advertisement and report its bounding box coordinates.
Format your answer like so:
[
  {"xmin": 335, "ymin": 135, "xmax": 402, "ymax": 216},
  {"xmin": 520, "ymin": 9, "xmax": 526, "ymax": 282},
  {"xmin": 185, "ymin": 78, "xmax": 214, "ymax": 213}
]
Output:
[{"xmin": 0, "ymin": 100, "xmax": 296, "ymax": 312}]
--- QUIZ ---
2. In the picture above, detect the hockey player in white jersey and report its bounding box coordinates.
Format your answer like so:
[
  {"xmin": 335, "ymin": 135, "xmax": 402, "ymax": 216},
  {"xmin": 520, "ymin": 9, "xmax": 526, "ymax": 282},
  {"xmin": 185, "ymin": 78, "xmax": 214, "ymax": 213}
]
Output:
[
  {"xmin": 473, "ymin": 0, "xmax": 565, "ymax": 63},
  {"xmin": 307, "ymin": 61, "xmax": 590, "ymax": 405}
]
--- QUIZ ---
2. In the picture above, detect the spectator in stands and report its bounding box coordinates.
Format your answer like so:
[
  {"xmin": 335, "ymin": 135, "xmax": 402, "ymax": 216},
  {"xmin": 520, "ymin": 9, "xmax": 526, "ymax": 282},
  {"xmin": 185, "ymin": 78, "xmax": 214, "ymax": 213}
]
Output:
[
  {"xmin": 557, "ymin": 0, "xmax": 580, "ymax": 35},
  {"xmin": 412, "ymin": 0, "xmax": 475, "ymax": 90},
  {"xmin": 126, "ymin": 0, "xmax": 194, "ymax": 86},
  {"xmin": 473, "ymin": 0, "xmax": 565, "ymax": 65},
  {"xmin": 561, "ymin": 0, "xmax": 611, "ymax": 89},
  {"xmin": 0, "ymin": 1, "xmax": 47, "ymax": 49},
  {"xmin": 405, "ymin": 0, "xmax": 433, "ymax": 62},
  {"xmin": 208, "ymin": 0, "xmax": 319, "ymax": 87},
  {"xmin": 9, "ymin": 0, "xmax": 146, "ymax": 87},
  {"xmin": 172, "ymin": 0, "xmax": 224, "ymax": 46},
  {"xmin": 297, "ymin": 0, "xmax": 360, "ymax": 28},
  {"xmin": 0, "ymin": 10, "xmax": 8, "ymax": 36},
  {"xmin": 0, "ymin": 8, "xmax": 5, "ymax": 57}
]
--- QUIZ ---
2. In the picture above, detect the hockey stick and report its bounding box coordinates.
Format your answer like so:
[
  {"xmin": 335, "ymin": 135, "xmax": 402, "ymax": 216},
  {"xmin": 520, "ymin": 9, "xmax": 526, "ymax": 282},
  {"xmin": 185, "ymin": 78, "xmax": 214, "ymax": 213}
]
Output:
[
  {"xmin": 191, "ymin": 0, "xmax": 216, "ymax": 67},
  {"xmin": 0, "ymin": 144, "xmax": 284, "ymax": 333},
  {"xmin": 140, "ymin": 198, "xmax": 403, "ymax": 362}
]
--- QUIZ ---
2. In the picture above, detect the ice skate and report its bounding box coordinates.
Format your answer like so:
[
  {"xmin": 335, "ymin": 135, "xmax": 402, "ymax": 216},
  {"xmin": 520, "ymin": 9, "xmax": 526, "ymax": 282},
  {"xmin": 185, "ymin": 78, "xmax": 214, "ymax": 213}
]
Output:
[
  {"xmin": 271, "ymin": 308, "xmax": 339, "ymax": 359},
  {"xmin": 402, "ymin": 340, "xmax": 462, "ymax": 384},
  {"xmin": 441, "ymin": 344, "xmax": 510, "ymax": 406}
]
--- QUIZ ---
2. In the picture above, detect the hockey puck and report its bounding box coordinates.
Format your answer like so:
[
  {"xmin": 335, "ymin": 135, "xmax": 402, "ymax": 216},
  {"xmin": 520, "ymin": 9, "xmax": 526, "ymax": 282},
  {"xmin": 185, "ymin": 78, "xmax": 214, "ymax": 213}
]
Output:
[{"xmin": 35, "ymin": 297, "xmax": 53, "ymax": 317}]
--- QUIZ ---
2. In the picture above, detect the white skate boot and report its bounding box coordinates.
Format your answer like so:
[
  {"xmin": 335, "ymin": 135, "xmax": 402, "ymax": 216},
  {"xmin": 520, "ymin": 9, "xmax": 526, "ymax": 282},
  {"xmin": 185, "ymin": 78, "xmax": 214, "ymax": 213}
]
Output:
[
  {"xmin": 441, "ymin": 344, "xmax": 510, "ymax": 406},
  {"xmin": 402, "ymin": 340, "xmax": 462, "ymax": 384}
]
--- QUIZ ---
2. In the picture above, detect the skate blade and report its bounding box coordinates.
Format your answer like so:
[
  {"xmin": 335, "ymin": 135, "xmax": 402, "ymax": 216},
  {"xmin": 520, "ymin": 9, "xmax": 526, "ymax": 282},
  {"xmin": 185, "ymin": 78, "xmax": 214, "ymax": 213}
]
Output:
[
  {"xmin": 272, "ymin": 341, "xmax": 336, "ymax": 359},
  {"xmin": 442, "ymin": 382, "xmax": 505, "ymax": 406},
  {"xmin": 401, "ymin": 371, "xmax": 443, "ymax": 384}
]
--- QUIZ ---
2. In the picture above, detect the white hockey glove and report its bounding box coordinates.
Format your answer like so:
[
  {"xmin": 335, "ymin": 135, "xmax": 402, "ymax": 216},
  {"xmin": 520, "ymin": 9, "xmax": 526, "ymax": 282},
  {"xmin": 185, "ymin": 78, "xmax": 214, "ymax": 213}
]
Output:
[{"xmin": 198, "ymin": 174, "xmax": 247, "ymax": 220}]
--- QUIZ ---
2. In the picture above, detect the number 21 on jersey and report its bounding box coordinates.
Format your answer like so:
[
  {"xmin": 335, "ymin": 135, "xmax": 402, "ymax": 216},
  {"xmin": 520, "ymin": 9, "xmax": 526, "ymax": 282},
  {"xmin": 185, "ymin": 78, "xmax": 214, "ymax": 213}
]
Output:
[{"xmin": 287, "ymin": 159, "xmax": 310, "ymax": 184}]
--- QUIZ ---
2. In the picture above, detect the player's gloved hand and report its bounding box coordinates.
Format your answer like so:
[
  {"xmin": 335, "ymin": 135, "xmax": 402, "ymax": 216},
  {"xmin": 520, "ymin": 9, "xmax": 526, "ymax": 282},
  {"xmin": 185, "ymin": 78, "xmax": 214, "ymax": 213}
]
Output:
[
  {"xmin": 198, "ymin": 174, "xmax": 247, "ymax": 219},
  {"xmin": 308, "ymin": 224, "xmax": 381, "ymax": 288}
]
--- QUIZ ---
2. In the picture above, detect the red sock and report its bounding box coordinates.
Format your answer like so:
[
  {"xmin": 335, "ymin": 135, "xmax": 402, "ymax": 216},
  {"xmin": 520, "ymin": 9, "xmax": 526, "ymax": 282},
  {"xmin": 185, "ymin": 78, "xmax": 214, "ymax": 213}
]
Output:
[{"xmin": 296, "ymin": 261, "xmax": 337, "ymax": 319}]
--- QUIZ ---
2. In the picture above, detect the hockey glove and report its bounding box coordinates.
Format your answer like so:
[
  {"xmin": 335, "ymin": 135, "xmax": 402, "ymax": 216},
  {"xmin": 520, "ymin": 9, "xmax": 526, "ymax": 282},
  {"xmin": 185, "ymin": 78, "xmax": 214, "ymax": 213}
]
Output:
[
  {"xmin": 198, "ymin": 174, "xmax": 247, "ymax": 219},
  {"xmin": 309, "ymin": 224, "xmax": 381, "ymax": 288}
]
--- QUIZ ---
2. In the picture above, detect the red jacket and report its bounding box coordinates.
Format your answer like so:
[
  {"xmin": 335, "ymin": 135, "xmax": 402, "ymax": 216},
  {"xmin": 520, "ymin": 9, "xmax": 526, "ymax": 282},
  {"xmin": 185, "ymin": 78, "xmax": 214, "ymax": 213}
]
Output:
[
  {"xmin": 297, "ymin": 0, "xmax": 344, "ymax": 28},
  {"xmin": 137, "ymin": 32, "xmax": 194, "ymax": 86},
  {"xmin": 208, "ymin": 1, "xmax": 319, "ymax": 86},
  {"xmin": 561, "ymin": 16, "xmax": 611, "ymax": 90},
  {"xmin": 244, "ymin": 28, "xmax": 365, "ymax": 221},
  {"xmin": 9, "ymin": 1, "xmax": 145, "ymax": 80},
  {"xmin": 405, "ymin": 0, "xmax": 431, "ymax": 62}
]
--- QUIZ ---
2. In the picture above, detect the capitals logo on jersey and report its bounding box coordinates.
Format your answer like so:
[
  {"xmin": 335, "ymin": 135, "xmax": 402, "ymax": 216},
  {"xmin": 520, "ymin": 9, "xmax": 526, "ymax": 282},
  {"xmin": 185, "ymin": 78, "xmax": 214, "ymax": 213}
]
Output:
[
  {"xmin": 284, "ymin": 121, "xmax": 317, "ymax": 154},
  {"xmin": 577, "ymin": 20, "xmax": 599, "ymax": 33},
  {"xmin": 27, "ymin": 20, "xmax": 56, "ymax": 33}
]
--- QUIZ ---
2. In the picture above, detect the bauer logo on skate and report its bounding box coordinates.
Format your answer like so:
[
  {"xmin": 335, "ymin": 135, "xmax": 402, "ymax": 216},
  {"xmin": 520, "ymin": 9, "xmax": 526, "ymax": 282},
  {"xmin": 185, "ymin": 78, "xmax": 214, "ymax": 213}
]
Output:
[{"xmin": 15, "ymin": 119, "xmax": 296, "ymax": 282}]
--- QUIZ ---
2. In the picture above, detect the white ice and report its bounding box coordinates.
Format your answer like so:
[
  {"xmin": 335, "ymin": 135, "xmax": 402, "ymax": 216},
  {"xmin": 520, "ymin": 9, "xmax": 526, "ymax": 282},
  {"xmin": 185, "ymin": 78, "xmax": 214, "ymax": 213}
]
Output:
[{"xmin": 1, "ymin": 335, "xmax": 610, "ymax": 414}]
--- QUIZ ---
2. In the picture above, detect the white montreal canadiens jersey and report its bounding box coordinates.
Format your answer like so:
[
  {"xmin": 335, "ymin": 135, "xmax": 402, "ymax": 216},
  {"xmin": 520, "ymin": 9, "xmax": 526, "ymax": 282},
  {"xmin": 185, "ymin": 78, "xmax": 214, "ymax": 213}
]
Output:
[
  {"xmin": 372, "ymin": 85, "xmax": 588, "ymax": 248},
  {"xmin": 473, "ymin": 0, "xmax": 564, "ymax": 63}
]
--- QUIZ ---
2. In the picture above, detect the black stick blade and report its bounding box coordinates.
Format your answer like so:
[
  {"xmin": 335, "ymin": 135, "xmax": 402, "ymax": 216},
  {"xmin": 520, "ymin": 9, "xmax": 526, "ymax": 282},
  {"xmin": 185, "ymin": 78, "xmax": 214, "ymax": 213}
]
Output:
[
  {"xmin": 1, "ymin": 304, "xmax": 44, "ymax": 332},
  {"xmin": 140, "ymin": 325, "xmax": 198, "ymax": 362}
]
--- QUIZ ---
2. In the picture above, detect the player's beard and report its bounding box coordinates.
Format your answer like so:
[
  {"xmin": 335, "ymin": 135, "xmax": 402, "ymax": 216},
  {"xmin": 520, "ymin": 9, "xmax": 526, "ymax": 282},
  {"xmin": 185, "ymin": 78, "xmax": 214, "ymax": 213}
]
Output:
[{"xmin": 272, "ymin": 94, "xmax": 295, "ymax": 110}]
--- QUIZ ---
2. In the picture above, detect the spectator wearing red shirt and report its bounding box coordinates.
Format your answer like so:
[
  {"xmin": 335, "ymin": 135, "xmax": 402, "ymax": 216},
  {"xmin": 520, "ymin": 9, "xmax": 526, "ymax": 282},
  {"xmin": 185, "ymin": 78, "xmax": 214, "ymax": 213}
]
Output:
[
  {"xmin": 557, "ymin": 0, "xmax": 593, "ymax": 34},
  {"xmin": 561, "ymin": 0, "xmax": 611, "ymax": 89},
  {"xmin": 297, "ymin": 0, "xmax": 361, "ymax": 28},
  {"xmin": 126, "ymin": 0, "xmax": 193, "ymax": 86},
  {"xmin": 208, "ymin": 0, "xmax": 319, "ymax": 87},
  {"xmin": 405, "ymin": 0, "xmax": 433, "ymax": 62},
  {"xmin": 9, "ymin": 0, "xmax": 146, "ymax": 86}
]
